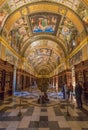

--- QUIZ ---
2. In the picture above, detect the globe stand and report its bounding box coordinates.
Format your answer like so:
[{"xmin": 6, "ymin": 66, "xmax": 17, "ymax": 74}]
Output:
[
  {"xmin": 17, "ymin": 97, "xmax": 22, "ymax": 117},
  {"xmin": 66, "ymin": 99, "xmax": 70, "ymax": 116}
]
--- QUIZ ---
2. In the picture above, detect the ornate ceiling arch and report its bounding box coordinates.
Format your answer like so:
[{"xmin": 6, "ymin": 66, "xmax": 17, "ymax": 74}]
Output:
[{"xmin": 21, "ymin": 35, "xmax": 67, "ymax": 56}]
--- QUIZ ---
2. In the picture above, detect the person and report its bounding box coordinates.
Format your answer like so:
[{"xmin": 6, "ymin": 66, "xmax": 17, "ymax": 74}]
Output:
[
  {"xmin": 75, "ymin": 82, "xmax": 83, "ymax": 109},
  {"xmin": 38, "ymin": 95, "xmax": 41, "ymax": 104},
  {"xmin": 68, "ymin": 83, "xmax": 73, "ymax": 101},
  {"xmin": 62, "ymin": 83, "xmax": 67, "ymax": 99},
  {"xmin": 44, "ymin": 92, "xmax": 49, "ymax": 102}
]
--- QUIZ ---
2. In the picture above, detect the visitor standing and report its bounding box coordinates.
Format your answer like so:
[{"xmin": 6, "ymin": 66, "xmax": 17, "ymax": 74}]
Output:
[
  {"xmin": 68, "ymin": 83, "xmax": 73, "ymax": 101},
  {"xmin": 75, "ymin": 82, "xmax": 83, "ymax": 109},
  {"xmin": 62, "ymin": 83, "xmax": 67, "ymax": 99}
]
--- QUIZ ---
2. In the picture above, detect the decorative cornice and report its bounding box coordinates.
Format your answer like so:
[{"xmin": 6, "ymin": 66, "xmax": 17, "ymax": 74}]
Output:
[
  {"xmin": 0, "ymin": 36, "xmax": 21, "ymax": 58},
  {"xmin": 66, "ymin": 36, "xmax": 88, "ymax": 60}
]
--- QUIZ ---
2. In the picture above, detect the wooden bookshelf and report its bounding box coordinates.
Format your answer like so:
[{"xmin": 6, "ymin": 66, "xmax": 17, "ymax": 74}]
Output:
[
  {"xmin": 0, "ymin": 69, "xmax": 4, "ymax": 100},
  {"xmin": 58, "ymin": 69, "xmax": 72, "ymax": 88},
  {"xmin": 75, "ymin": 60, "xmax": 88, "ymax": 105},
  {"xmin": 0, "ymin": 59, "xmax": 14, "ymax": 100},
  {"xmin": 16, "ymin": 69, "xmax": 31, "ymax": 91}
]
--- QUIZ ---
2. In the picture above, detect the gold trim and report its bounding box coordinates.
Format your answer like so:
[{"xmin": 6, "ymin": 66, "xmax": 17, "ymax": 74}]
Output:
[
  {"xmin": 21, "ymin": 35, "xmax": 67, "ymax": 56},
  {"xmin": 66, "ymin": 10, "xmax": 84, "ymax": 33},
  {"xmin": 21, "ymin": 7, "xmax": 28, "ymax": 15},
  {"xmin": 0, "ymin": 0, "xmax": 5, "ymax": 6},
  {"xmin": 82, "ymin": 0, "xmax": 88, "ymax": 6},
  {"xmin": 4, "ymin": 11, "xmax": 21, "ymax": 31},
  {"xmin": 0, "ymin": 36, "xmax": 21, "ymax": 58},
  {"xmin": 49, "ymin": 36, "xmax": 88, "ymax": 76},
  {"xmin": 29, "ymin": 3, "xmax": 59, "ymax": 13},
  {"xmin": 66, "ymin": 36, "xmax": 88, "ymax": 60},
  {"xmin": 3, "ymin": 2, "xmax": 85, "ymax": 34}
]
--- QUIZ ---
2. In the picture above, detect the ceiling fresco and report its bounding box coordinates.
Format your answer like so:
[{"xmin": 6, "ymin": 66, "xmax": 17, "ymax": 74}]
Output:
[
  {"xmin": 28, "ymin": 13, "xmax": 61, "ymax": 34},
  {"xmin": 24, "ymin": 39, "xmax": 62, "ymax": 75},
  {"xmin": 0, "ymin": 0, "xmax": 88, "ymax": 76}
]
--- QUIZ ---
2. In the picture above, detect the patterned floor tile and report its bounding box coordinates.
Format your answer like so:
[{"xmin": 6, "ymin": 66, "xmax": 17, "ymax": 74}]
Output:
[
  {"xmin": 58, "ymin": 128, "xmax": 71, "ymax": 130},
  {"xmin": 0, "ymin": 127, "xmax": 6, "ymax": 130},
  {"xmin": 39, "ymin": 128, "xmax": 49, "ymax": 130},
  {"xmin": 29, "ymin": 121, "xmax": 39, "ymax": 128},
  {"xmin": 40, "ymin": 116, "xmax": 48, "ymax": 121},
  {"xmin": 48, "ymin": 121, "xmax": 59, "ymax": 130},
  {"xmin": 17, "ymin": 128, "xmax": 36, "ymax": 130},
  {"xmin": 39, "ymin": 121, "xmax": 48, "ymax": 128},
  {"xmin": 0, "ymin": 116, "xmax": 22, "ymax": 121},
  {"xmin": 0, "ymin": 93, "xmax": 88, "ymax": 130},
  {"xmin": 6, "ymin": 128, "xmax": 17, "ymax": 130},
  {"xmin": 41, "ymin": 109, "xmax": 47, "ymax": 112},
  {"xmin": 54, "ymin": 106, "xmax": 63, "ymax": 116},
  {"xmin": 82, "ymin": 128, "xmax": 88, "ymax": 130}
]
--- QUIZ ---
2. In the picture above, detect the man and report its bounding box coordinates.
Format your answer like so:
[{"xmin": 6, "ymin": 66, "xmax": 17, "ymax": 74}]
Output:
[{"xmin": 75, "ymin": 82, "xmax": 83, "ymax": 109}]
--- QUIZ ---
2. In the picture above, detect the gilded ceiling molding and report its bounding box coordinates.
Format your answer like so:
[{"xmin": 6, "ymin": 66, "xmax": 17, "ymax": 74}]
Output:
[
  {"xmin": 28, "ymin": 2, "xmax": 59, "ymax": 13},
  {"xmin": 2, "ymin": 1, "xmax": 86, "ymax": 34},
  {"xmin": 0, "ymin": 37, "xmax": 36, "ymax": 74},
  {"xmin": 82, "ymin": 0, "xmax": 88, "ymax": 6},
  {"xmin": 0, "ymin": 0, "xmax": 5, "ymax": 6},
  {"xmin": 0, "ymin": 36, "xmax": 21, "ymax": 58},
  {"xmin": 66, "ymin": 10, "xmax": 84, "ymax": 33},
  {"xmin": 66, "ymin": 36, "xmax": 88, "ymax": 60},
  {"xmin": 4, "ymin": 11, "xmax": 21, "ymax": 31}
]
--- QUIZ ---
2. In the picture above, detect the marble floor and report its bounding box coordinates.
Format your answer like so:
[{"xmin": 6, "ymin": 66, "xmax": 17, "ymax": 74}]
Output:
[{"xmin": 0, "ymin": 91, "xmax": 88, "ymax": 130}]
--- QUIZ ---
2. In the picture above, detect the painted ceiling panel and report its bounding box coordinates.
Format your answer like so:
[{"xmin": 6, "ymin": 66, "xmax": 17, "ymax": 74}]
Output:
[
  {"xmin": 0, "ymin": 0, "xmax": 88, "ymax": 76},
  {"xmin": 24, "ymin": 39, "xmax": 62, "ymax": 74}
]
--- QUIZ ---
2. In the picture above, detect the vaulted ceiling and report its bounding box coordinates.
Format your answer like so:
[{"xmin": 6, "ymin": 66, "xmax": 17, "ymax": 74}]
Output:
[{"xmin": 0, "ymin": 0, "xmax": 88, "ymax": 76}]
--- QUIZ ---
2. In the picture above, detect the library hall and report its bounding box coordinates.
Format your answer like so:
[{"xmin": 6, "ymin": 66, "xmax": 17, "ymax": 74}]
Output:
[{"xmin": 0, "ymin": 0, "xmax": 88, "ymax": 130}]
